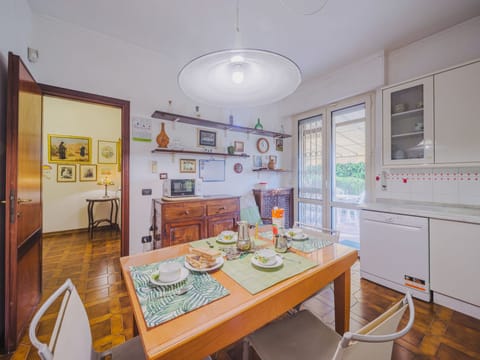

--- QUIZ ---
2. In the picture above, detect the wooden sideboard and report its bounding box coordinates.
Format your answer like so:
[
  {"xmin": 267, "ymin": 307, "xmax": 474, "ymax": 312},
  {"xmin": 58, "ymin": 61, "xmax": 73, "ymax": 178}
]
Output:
[
  {"xmin": 153, "ymin": 196, "xmax": 240, "ymax": 247},
  {"xmin": 253, "ymin": 188, "xmax": 294, "ymax": 228}
]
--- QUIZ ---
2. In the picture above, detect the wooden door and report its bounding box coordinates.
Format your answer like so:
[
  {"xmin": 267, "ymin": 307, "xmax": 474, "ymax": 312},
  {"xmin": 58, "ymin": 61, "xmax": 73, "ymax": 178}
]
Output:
[
  {"xmin": 207, "ymin": 216, "xmax": 237, "ymax": 237},
  {"xmin": 165, "ymin": 220, "xmax": 205, "ymax": 247},
  {"xmin": 2, "ymin": 53, "xmax": 42, "ymax": 352}
]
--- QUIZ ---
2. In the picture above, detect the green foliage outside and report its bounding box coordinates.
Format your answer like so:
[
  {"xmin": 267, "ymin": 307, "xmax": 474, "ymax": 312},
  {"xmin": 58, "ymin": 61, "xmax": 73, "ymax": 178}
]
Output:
[{"xmin": 336, "ymin": 162, "xmax": 365, "ymax": 196}]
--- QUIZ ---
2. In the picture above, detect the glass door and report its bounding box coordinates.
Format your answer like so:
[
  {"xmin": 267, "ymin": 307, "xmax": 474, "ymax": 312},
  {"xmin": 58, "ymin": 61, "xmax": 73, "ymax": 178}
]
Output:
[{"xmin": 296, "ymin": 94, "xmax": 372, "ymax": 250}]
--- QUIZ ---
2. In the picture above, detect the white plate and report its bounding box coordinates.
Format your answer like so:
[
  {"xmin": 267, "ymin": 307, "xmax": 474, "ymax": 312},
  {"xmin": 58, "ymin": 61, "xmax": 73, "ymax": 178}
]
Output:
[
  {"xmin": 184, "ymin": 256, "xmax": 225, "ymax": 272},
  {"xmin": 216, "ymin": 232, "xmax": 238, "ymax": 244},
  {"xmin": 291, "ymin": 233, "xmax": 309, "ymax": 241},
  {"xmin": 285, "ymin": 229, "xmax": 303, "ymax": 238},
  {"xmin": 150, "ymin": 267, "xmax": 189, "ymax": 286},
  {"xmin": 251, "ymin": 254, "xmax": 284, "ymax": 269}
]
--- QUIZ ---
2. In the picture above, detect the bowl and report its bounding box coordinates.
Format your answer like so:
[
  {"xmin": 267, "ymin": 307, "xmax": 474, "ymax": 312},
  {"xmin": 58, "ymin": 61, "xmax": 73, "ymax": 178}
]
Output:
[
  {"xmin": 254, "ymin": 249, "xmax": 277, "ymax": 266},
  {"xmin": 157, "ymin": 262, "xmax": 182, "ymax": 282}
]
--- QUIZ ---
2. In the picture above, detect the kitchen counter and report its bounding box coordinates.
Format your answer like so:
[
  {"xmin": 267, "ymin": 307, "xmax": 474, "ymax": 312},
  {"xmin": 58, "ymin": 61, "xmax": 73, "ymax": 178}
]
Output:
[{"xmin": 361, "ymin": 200, "xmax": 480, "ymax": 224}]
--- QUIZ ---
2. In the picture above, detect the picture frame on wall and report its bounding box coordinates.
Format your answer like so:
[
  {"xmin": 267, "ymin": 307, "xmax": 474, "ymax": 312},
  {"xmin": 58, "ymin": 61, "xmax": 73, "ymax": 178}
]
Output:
[
  {"xmin": 180, "ymin": 159, "xmax": 196, "ymax": 173},
  {"xmin": 275, "ymin": 138, "xmax": 284, "ymax": 152},
  {"xmin": 98, "ymin": 165, "xmax": 115, "ymax": 177},
  {"xmin": 98, "ymin": 140, "xmax": 118, "ymax": 164},
  {"xmin": 79, "ymin": 164, "xmax": 97, "ymax": 182},
  {"xmin": 234, "ymin": 140, "xmax": 244, "ymax": 153},
  {"xmin": 48, "ymin": 134, "xmax": 91, "ymax": 164},
  {"xmin": 57, "ymin": 164, "xmax": 76, "ymax": 182},
  {"xmin": 197, "ymin": 129, "xmax": 217, "ymax": 147}
]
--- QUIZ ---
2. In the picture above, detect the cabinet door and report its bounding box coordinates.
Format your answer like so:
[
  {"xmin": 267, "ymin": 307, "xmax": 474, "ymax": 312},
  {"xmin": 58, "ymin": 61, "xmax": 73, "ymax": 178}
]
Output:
[
  {"xmin": 383, "ymin": 77, "xmax": 434, "ymax": 165},
  {"xmin": 430, "ymin": 219, "xmax": 480, "ymax": 306},
  {"xmin": 207, "ymin": 216, "xmax": 237, "ymax": 237},
  {"xmin": 164, "ymin": 220, "xmax": 205, "ymax": 247},
  {"xmin": 435, "ymin": 61, "xmax": 480, "ymax": 164}
]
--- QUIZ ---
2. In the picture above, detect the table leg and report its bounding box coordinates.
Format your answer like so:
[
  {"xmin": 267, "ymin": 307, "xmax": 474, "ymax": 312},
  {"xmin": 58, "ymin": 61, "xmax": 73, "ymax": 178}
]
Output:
[
  {"xmin": 333, "ymin": 269, "xmax": 351, "ymax": 334},
  {"xmin": 87, "ymin": 201, "xmax": 94, "ymax": 238},
  {"xmin": 113, "ymin": 199, "xmax": 119, "ymax": 231}
]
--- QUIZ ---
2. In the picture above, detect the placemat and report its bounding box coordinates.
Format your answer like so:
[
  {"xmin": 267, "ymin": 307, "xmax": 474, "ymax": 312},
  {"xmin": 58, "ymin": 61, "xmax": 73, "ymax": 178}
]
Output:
[
  {"xmin": 221, "ymin": 251, "xmax": 316, "ymax": 294},
  {"xmin": 129, "ymin": 256, "xmax": 229, "ymax": 328},
  {"xmin": 190, "ymin": 236, "xmax": 269, "ymax": 251},
  {"xmin": 260, "ymin": 231, "xmax": 333, "ymax": 253}
]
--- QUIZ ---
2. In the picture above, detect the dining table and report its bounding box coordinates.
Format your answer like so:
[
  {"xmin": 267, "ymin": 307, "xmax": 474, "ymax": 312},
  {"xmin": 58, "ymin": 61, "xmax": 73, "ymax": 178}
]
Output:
[{"xmin": 119, "ymin": 227, "xmax": 358, "ymax": 360}]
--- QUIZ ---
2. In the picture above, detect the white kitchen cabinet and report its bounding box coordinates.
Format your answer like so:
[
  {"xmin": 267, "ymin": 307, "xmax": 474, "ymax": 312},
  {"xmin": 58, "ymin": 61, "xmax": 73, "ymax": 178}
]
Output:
[
  {"xmin": 382, "ymin": 77, "xmax": 434, "ymax": 166},
  {"xmin": 430, "ymin": 219, "xmax": 480, "ymax": 307},
  {"xmin": 434, "ymin": 60, "xmax": 480, "ymax": 164}
]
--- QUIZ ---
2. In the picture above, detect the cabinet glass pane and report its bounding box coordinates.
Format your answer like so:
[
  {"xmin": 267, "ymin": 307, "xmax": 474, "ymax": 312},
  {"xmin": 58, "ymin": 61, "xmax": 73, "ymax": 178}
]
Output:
[{"xmin": 390, "ymin": 84, "xmax": 426, "ymax": 161}]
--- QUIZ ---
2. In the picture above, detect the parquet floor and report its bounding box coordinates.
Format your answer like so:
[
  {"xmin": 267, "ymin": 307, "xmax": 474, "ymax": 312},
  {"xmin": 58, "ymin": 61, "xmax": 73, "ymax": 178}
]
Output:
[{"xmin": 2, "ymin": 230, "xmax": 480, "ymax": 359}]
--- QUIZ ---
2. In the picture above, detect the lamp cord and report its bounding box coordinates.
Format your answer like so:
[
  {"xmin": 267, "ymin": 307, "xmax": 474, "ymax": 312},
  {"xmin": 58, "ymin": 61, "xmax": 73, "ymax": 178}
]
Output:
[{"xmin": 279, "ymin": 0, "xmax": 329, "ymax": 16}]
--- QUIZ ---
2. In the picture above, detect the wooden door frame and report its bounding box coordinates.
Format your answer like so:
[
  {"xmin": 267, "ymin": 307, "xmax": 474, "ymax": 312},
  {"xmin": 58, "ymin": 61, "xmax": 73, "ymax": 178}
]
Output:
[{"xmin": 39, "ymin": 84, "xmax": 130, "ymax": 256}]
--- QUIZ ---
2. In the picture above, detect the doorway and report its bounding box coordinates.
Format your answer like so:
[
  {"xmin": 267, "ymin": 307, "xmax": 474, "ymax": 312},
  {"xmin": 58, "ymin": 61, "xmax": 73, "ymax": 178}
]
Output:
[{"xmin": 39, "ymin": 84, "xmax": 130, "ymax": 256}]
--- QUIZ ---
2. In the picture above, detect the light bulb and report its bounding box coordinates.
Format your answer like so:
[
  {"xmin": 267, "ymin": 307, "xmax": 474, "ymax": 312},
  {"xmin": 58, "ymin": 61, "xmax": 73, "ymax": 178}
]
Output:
[
  {"xmin": 232, "ymin": 64, "xmax": 244, "ymax": 84},
  {"xmin": 230, "ymin": 55, "xmax": 245, "ymax": 63}
]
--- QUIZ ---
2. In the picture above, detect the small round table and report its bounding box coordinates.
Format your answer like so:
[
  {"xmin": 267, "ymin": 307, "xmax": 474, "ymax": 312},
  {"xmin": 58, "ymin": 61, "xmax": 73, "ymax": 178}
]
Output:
[{"xmin": 86, "ymin": 197, "xmax": 120, "ymax": 238}]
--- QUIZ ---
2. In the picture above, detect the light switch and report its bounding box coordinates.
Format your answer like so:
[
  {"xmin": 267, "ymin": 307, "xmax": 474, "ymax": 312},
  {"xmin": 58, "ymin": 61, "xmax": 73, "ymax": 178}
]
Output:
[{"xmin": 151, "ymin": 160, "xmax": 157, "ymax": 173}]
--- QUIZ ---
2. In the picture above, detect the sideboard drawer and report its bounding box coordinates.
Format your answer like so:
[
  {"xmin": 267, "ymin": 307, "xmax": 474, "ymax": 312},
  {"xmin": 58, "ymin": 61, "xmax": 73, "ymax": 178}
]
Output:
[
  {"xmin": 206, "ymin": 199, "xmax": 239, "ymax": 216},
  {"xmin": 163, "ymin": 204, "xmax": 205, "ymax": 221}
]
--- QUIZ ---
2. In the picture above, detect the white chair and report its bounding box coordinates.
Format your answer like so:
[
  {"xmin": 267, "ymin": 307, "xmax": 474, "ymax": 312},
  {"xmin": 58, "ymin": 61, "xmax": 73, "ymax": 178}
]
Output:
[
  {"xmin": 243, "ymin": 292, "xmax": 415, "ymax": 360},
  {"xmin": 29, "ymin": 279, "xmax": 146, "ymax": 360}
]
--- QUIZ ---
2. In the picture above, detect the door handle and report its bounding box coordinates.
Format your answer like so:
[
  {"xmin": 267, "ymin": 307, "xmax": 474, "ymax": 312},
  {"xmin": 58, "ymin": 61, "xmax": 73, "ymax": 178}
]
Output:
[
  {"xmin": 17, "ymin": 198, "xmax": 32, "ymax": 204},
  {"xmin": 0, "ymin": 200, "xmax": 6, "ymax": 204}
]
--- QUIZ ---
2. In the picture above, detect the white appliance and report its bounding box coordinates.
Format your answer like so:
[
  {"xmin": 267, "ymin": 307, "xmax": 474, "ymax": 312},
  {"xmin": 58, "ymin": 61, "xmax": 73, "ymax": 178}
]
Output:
[{"xmin": 360, "ymin": 210, "xmax": 430, "ymax": 301}]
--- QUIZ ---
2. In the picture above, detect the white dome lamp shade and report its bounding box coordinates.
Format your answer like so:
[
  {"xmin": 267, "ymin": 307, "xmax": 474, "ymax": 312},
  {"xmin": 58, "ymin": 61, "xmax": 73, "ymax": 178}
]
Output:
[{"xmin": 178, "ymin": 49, "xmax": 302, "ymax": 107}]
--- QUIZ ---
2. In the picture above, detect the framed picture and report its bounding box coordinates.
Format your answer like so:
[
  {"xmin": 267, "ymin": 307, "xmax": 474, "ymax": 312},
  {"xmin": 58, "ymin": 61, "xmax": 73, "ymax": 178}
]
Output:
[
  {"xmin": 180, "ymin": 159, "xmax": 196, "ymax": 173},
  {"xmin": 57, "ymin": 164, "xmax": 76, "ymax": 182},
  {"xmin": 197, "ymin": 129, "xmax": 217, "ymax": 147},
  {"xmin": 269, "ymin": 155, "xmax": 277, "ymax": 164},
  {"xmin": 98, "ymin": 140, "xmax": 118, "ymax": 164},
  {"xmin": 79, "ymin": 164, "xmax": 97, "ymax": 182},
  {"xmin": 234, "ymin": 141, "xmax": 245, "ymax": 153},
  {"xmin": 253, "ymin": 155, "xmax": 263, "ymax": 168},
  {"xmin": 48, "ymin": 134, "xmax": 91, "ymax": 164},
  {"xmin": 276, "ymin": 138, "xmax": 284, "ymax": 152},
  {"xmin": 98, "ymin": 165, "xmax": 115, "ymax": 177}
]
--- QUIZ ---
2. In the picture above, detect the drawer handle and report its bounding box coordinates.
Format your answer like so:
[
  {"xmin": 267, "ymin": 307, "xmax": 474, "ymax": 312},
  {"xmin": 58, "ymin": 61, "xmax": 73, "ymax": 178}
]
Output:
[
  {"xmin": 184, "ymin": 210, "xmax": 190, "ymax": 215},
  {"xmin": 217, "ymin": 206, "xmax": 226, "ymax": 213}
]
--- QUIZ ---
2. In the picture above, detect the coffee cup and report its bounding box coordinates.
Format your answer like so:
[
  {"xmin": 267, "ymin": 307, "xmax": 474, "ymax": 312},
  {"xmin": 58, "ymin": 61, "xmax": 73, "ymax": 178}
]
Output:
[
  {"xmin": 255, "ymin": 249, "xmax": 277, "ymax": 265},
  {"xmin": 157, "ymin": 262, "xmax": 182, "ymax": 282}
]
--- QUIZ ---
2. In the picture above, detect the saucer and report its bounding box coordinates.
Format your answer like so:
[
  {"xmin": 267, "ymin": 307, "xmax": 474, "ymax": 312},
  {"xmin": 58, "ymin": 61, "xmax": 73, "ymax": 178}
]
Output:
[
  {"xmin": 150, "ymin": 267, "xmax": 189, "ymax": 286},
  {"xmin": 291, "ymin": 233, "xmax": 309, "ymax": 241},
  {"xmin": 251, "ymin": 254, "xmax": 283, "ymax": 269},
  {"xmin": 184, "ymin": 256, "xmax": 225, "ymax": 272},
  {"xmin": 216, "ymin": 232, "xmax": 238, "ymax": 244}
]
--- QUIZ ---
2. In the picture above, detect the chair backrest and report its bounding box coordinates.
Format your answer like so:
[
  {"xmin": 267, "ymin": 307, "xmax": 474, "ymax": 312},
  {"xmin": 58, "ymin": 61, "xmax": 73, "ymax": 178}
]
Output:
[
  {"xmin": 29, "ymin": 279, "xmax": 94, "ymax": 360},
  {"xmin": 333, "ymin": 292, "xmax": 415, "ymax": 360},
  {"xmin": 294, "ymin": 222, "xmax": 340, "ymax": 243}
]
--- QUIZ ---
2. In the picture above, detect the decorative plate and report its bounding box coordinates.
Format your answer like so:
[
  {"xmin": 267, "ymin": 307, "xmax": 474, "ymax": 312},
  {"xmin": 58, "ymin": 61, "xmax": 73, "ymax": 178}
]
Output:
[
  {"xmin": 256, "ymin": 138, "xmax": 269, "ymax": 153},
  {"xmin": 234, "ymin": 163, "xmax": 243, "ymax": 174}
]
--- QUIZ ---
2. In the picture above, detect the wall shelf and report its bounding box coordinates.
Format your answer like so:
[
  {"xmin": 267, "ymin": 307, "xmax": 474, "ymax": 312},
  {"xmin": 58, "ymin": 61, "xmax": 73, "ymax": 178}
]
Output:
[
  {"xmin": 151, "ymin": 110, "xmax": 291, "ymax": 139},
  {"xmin": 152, "ymin": 148, "xmax": 250, "ymax": 158},
  {"xmin": 252, "ymin": 168, "xmax": 291, "ymax": 172}
]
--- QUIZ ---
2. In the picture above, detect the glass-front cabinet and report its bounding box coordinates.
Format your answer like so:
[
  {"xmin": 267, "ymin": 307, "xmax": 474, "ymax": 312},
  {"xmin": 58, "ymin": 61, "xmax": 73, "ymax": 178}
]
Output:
[{"xmin": 383, "ymin": 77, "xmax": 434, "ymax": 165}]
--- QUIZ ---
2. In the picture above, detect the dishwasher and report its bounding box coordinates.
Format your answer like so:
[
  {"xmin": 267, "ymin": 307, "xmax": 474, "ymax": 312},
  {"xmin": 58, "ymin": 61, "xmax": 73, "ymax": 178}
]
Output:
[{"xmin": 360, "ymin": 210, "xmax": 430, "ymax": 301}]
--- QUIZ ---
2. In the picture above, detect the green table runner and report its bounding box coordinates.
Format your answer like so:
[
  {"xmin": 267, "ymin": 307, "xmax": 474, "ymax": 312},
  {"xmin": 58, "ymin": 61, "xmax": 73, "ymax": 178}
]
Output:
[
  {"xmin": 260, "ymin": 231, "xmax": 333, "ymax": 253},
  {"xmin": 190, "ymin": 236, "xmax": 269, "ymax": 251},
  {"xmin": 221, "ymin": 251, "xmax": 316, "ymax": 294},
  {"xmin": 129, "ymin": 256, "xmax": 229, "ymax": 328}
]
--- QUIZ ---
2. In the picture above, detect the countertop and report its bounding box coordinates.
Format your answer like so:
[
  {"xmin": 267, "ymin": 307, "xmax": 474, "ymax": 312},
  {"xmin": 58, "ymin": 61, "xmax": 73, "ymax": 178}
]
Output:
[{"xmin": 361, "ymin": 200, "xmax": 480, "ymax": 224}]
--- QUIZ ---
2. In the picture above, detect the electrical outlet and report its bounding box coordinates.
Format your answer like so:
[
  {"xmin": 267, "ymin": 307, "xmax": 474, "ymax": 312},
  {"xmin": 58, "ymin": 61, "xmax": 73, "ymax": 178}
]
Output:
[{"xmin": 142, "ymin": 188, "xmax": 152, "ymax": 196}]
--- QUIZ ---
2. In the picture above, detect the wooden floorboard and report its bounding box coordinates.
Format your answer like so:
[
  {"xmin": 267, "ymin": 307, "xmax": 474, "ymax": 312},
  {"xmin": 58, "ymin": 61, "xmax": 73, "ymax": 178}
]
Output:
[{"xmin": 1, "ymin": 230, "xmax": 479, "ymax": 359}]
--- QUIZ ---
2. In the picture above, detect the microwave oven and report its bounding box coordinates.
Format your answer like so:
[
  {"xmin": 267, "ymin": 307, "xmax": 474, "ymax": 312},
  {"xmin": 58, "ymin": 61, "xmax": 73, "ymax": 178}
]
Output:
[{"xmin": 163, "ymin": 178, "xmax": 201, "ymax": 197}]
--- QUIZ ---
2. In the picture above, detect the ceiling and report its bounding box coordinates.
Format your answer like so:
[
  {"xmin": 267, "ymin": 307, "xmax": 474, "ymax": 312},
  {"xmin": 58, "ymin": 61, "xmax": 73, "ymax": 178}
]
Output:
[{"xmin": 27, "ymin": 0, "xmax": 480, "ymax": 84}]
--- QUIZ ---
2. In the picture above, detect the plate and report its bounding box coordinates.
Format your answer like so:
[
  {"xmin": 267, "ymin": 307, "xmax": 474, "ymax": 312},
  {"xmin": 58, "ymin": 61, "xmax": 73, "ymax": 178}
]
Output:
[
  {"xmin": 150, "ymin": 267, "xmax": 189, "ymax": 286},
  {"xmin": 216, "ymin": 232, "xmax": 238, "ymax": 244},
  {"xmin": 251, "ymin": 254, "xmax": 283, "ymax": 269},
  {"xmin": 285, "ymin": 228, "xmax": 303, "ymax": 238},
  {"xmin": 184, "ymin": 256, "xmax": 225, "ymax": 272},
  {"xmin": 291, "ymin": 233, "xmax": 309, "ymax": 241}
]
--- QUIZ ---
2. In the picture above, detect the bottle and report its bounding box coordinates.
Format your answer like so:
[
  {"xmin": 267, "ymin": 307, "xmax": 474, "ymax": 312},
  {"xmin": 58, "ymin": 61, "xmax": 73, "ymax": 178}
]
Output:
[
  {"xmin": 272, "ymin": 207, "xmax": 285, "ymax": 236},
  {"xmin": 254, "ymin": 118, "xmax": 263, "ymax": 130}
]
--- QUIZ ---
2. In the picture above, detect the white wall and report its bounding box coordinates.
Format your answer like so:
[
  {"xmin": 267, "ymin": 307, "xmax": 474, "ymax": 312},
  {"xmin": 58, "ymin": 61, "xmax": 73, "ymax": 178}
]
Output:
[{"xmin": 42, "ymin": 96, "xmax": 121, "ymax": 232}]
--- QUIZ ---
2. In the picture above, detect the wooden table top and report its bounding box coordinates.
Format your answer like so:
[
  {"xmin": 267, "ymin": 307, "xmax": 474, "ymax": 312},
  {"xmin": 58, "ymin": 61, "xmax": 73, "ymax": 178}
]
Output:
[{"xmin": 120, "ymin": 237, "xmax": 357, "ymax": 360}]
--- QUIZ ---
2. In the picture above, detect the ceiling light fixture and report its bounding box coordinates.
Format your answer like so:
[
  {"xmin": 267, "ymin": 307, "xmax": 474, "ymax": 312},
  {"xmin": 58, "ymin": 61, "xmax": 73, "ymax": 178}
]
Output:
[{"xmin": 178, "ymin": 1, "xmax": 301, "ymax": 108}]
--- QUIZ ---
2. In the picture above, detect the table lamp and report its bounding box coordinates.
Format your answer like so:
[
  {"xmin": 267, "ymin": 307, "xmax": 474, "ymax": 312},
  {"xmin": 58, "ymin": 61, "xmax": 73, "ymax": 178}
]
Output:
[{"xmin": 98, "ymin": 176, "xmax": 114, "ymax": 197}]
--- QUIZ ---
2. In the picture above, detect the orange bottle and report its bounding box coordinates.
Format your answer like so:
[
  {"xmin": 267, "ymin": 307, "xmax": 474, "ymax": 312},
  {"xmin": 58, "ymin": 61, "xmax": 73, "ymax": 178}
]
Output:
[{"xmin": 272, "ymin": 207, "xmax": 285, "ymax": 236}]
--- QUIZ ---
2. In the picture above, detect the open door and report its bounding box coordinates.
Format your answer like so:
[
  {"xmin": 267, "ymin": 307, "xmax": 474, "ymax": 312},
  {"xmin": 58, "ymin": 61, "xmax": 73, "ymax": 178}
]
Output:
[{"xmin": 2, "ymin": 52, "xmax": 42, "ymax": 352}]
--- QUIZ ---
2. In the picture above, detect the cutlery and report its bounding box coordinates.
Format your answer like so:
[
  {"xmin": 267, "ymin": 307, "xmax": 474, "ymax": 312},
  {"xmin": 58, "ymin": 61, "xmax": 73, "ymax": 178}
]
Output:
[
  {"xmin": 158, "ymin": 285, "xmax": 192, "ymax": 297},
  {"xmin": 206, "ymin": 240, "xmax": 214, "ymax": 248},
  {"xmin": 280, "ymin": 255, "xmax": 302, "ymax": 264}
]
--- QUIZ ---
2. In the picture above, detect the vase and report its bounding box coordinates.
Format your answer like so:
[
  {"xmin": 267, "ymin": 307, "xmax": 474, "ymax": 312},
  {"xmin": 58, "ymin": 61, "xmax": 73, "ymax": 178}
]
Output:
[
  {"xmin": 254, "ymin": 118, "xmax": 263, "ymax": 130},
  {"xmin": 268, "ymin": 158, "xmax": 275, "ymax": 170},
  {"xmin": 156, "ymin": 122, "xmax": 170, "ymax": 148}
]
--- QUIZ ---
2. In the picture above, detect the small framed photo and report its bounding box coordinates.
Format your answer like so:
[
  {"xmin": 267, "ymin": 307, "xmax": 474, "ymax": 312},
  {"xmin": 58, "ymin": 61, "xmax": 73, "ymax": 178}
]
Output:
[
  {"xmin": 98, "ymin": 165, "xmax": 115, "ymax": 177},
  {"xmin": 57, "ymin": 164, "xmax": 76, "ymax": 182},
  {"xmin": 180, "ymin": 159, "xmax": 196, "ymax": 173},
  {"xmin": 98, "ymin": 140, "xmax": 118, "ymax": 164},
  {"xmin": 269, "ymin": 155, "xmax": 277, "ymax": 164},
  {"xmin": 159, "ymin": 173, "xmax": 168, "ymax": 180},
  {"xmin": 253, "ymin": 155, "xmax": 263, "ymax": 168},
  {"xmin": 48, "ymin": 134, "xmax": 91, "ymax": 164},
  {"xmin": 197, "ymin": 129, "xmax": 217, "ymax": 147},
  {"xmin": 79, "ymin": 164, "xmax": 97, "ymax": 182},
  {"xmin": 234, "ymin": 140, "xmax": 245, "ymax": 153},
  {"xmin": 275, "ymin": 138, "xmax": 284, "ymax": 152}
]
